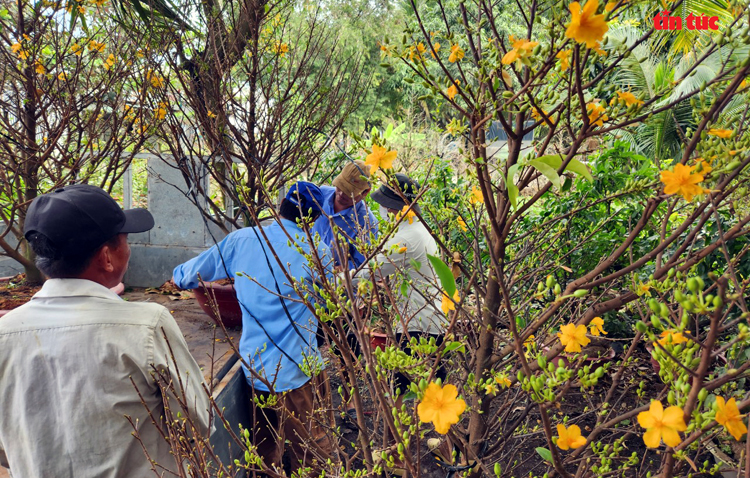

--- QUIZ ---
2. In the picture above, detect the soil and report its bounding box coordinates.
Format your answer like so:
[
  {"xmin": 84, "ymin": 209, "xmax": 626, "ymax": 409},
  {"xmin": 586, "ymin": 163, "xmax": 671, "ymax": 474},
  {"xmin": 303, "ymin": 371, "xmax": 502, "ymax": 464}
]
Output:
[{"xmin": 0, "ymin": 274, "xmax": 41, "ymax": 310}]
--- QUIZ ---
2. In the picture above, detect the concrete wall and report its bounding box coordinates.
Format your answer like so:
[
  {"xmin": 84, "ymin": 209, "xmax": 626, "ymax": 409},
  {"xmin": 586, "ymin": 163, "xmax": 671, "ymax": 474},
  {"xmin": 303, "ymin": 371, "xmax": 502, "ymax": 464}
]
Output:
[
  {"xmin": 0, "ymin": 235, "xmax": 24, "ymax": 278},
  {"xmin": 122, "ymin": 154, "xmax": 227, "ymax": 287}
]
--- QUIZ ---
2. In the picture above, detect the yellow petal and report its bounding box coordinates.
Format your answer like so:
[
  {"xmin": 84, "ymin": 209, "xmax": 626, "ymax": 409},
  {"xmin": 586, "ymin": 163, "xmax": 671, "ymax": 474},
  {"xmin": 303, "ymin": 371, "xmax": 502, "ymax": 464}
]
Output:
[
  {"xmin": 662, "ymin": 406, "xmax": 687, "ymax": 431},
  {"xmin": 643, "ymin": 427, "xmax": 662, "ymax": 448},
  {"xmin": 727, "ymin": 419, "xmax": 748, "ymax": 441},
  {"xmin": 660, "ymin": 426, "xmax": 681, "ymax": 447},
  {"xmin": 649, "ymin": 400, "xmax": 664, "ymax": 421},
  {"xmin": 637, "ymin": 410, "xmax": 656, "ymax": 429}
]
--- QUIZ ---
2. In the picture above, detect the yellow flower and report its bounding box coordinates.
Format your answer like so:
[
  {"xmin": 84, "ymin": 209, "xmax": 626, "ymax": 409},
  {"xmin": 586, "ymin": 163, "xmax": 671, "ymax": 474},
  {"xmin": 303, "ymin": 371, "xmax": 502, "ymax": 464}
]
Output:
[
  {"xmin": 612, "ymin": 91, "xmax": 644, "ymax": 107},
  {"xmin": 94, "ymin": 0, "xmax": 106, "ymax": 6},
  {"xmin": 524, "ymin": 334, "xmax": 536, "ymax": 348},
  {"xmin": 35, "ymin": 61, "xmax": 46, "ymax": 74},
  {"xmin": 484, "ymin": 382, "xmax": 499, "ymax": 396},
  {"xmin": 715, "ymin": 397, "xmax": 748, "ymax": 441},
  {"xmin": 446, "ymin": 80, "xmax": 459, "ymax": 100},
  {"xmin": 586, "ymin": 101, "xmax": 608, "ymax": 128},
  {"xmin": 103, "ymin": 53, "xmax": 115, "ymax": 70},
  {"xmin": 556, "ymin": 424, "xmax": 587, "ymax": 450},
  {"xmin": 694, "ymin": 159, "xmax": 712, "ymax": 175},
  {"xmin": 417, "ymin": 383, "xmax": 467, "ymax": 434},
  {"xmin": 430, "ymin": 42, "xmax": 441, "ymax": 59},
  {"xmin": 207, "ymin": 110, "xmax": 217, "ymax": 119},
  {"xmin": 88, "ymin": 40, "xmax": 105, "ymax": 53},
  {"xmin": 449, "ymin": 44, "xmax": 464, "ymax": 63},
  {"xmin": 457, "ymin": 217, "xmax": 467, "ymax": 231},
  {"xmin": 469, "ymin": 186, "xmax": 484, "ymax": 204},
  {"xmin": 708, "ymin": 128, "xmax": 733, "ymax": 139},
  {"xmin": 637, "ymin": 401, "xmax": 686, "ymax": 448},
  {"xmin": 557, "ymin": 323, "xmax": 591, "ymax": 353},
  {"xmin": 531, "ymin": 107, "xmax": 553, "ymax": 124},
  {"xmin": 57, "ymin": 71, "xmax": 67, "ymax": 80},
  {"xmin": 70, "ymin": 43, "xmax": 82, "ymax": 56},
  {"xmin": 589, "ymin": 316, "xmax": 606, "ymax": 336},
  {"xmin": 275, "ymin": 41, "xmax": 289, "ymax": 57},
  {"xmin": 656, "ymin": 329, "xmax": 689, "ymax": 347},
  {"xmin": 660, "ymin": 163, "xmax": 704, "ymax": 202},
  {"xmin": 604, "ymin": 1, "xmax": 616, "ymax": 10},
  {"xmin": 77, "ymin": 5, "xmax": 85, "ymax": 13},
  {"xmin": 501, "ymin": 35, "xmax": 539, "ymax": 66},
  {"xmin": 566, "ymin": 0, "xmax": 609, "ymax": 48},
  {"xmin": 155, "ymin": 102, "xmax": 167, "ymax": 120},
  {"xmin": 441, "ymin": 289, "xmax": 460, "ymax": 314},
  {"xmin": 495, "ymin": 375, "xmax": 511, "ymax": 388},
  {"xmin": 397, "ymin": 246, "xmax": 408, "ymax": 254},
  {"xmin": 12, "ymin": 42, "xmax": 29, "ymax": 60},
  {"xmin": 146, "ymin": 70, "xmax": 164, "ymax": 88},
  {"xmin": 556, "ymin": 49, "xmax": 572, "ymax": 71},
  {"xmin": 635, "ymin": 282, "xmax": 651, "ymax": 296},
  {"xmin": 364, "ymin": 144, "xmax": 397, "ymax": 176},
  {"xmin": 398, "ymin": 206, "xmax": 417, "ymax": 225}
]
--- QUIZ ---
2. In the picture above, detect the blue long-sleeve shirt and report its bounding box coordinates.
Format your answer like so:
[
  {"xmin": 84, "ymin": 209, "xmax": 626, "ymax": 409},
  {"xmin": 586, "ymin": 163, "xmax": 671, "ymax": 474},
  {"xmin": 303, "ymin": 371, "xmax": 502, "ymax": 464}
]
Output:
[
  {"xmin": 312, "ymin": 185, "xmax": 378, "ymax": 268},
  {"xmin": 173, "ymin": 219, "xmax": 332, "ymax": 392}
]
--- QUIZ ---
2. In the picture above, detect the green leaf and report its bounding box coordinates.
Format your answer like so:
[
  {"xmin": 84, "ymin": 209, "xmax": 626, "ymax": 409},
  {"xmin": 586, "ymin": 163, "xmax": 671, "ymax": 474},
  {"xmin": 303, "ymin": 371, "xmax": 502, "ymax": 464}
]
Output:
[
  {"xmin": 444, "ymin": 341, "xmax": 466, "ymax": 354},
  {"xmin": 400, "ymin": 281, "xmax": 408, "ymax": 297},
  {"xmin": 427, "ymin": 254, "xmax": 456, "ymax": 296},
  {"xmin": 567, "ymin": 158, "xmax": 593, "ymax": 182},
  {"xmin": 409, "ymin": 258, "xmax": 422, "ymax": 271},
  {"xmin": 535, "ymin": 154, "xmax": 563, "ymax": 169},
  {"xmin": 534, "ymin": 155, "xmax": 593, "ymax": 182},
  {"xmin": 529, "ymin": 159, "xmax": 561, "ymax": 190},
  {"xmin": 506, "ymin": 164, "xmax": 520, "ymax": 209},
  {"xmin": 384, "ymin": 123, "xmax": 394, "ymax": 140},
  {"xmin": 536, "ymin": 447, "xmax": 553, "ymax": 463}
]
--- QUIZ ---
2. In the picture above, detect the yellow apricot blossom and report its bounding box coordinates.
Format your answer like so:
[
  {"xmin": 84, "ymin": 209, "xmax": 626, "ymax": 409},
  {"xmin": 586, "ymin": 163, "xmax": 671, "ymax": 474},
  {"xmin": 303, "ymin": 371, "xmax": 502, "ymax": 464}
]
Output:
[
  {"xmin": 495, "ymin": 375, "xmax": 511, "ymax": 388},
  {"xmin": 611, "ymin": 91, "xmax": 644, "ymax": 107},
  {"xmin": 88, "ymin": 40, "xmax": 105, "ymax": 53},
  {"xmin": 556, "ymin": 49, "xmax": 572, "ymax": 71},
  {"xmin": 708, "ymin": 128, "xmax": 733, "ymax": 139},
  {"xmin": 469, "ymin": 186, "xmax": 484, "ymax": 204},
  {"xmin": 586, "ymin": 101, "xmax": 608, "ymax": 127},
  {"xmin": 660, "ymin": 163, "xmax": 704, "ymax": 202},
  {"xmin": 715, "ymin": 397, "xmax": 747, "ymax": 441},
  {"xmin": 558, "ymin": 323, "xmax": 591, "ymax": 353},
  {"xmin": 656, "ymin": 329, "xmax": 689, "ymax": 347},
  {"xmin": 695, "ymin": 160, "xmax": 712, "ymax": 175},
  {"xmin": 70, "ymin": 43, "xmax": 82, "ymax": 56},
  {"xmin": 441, "ymin": 289, "xmax": 460, "ymax": 314},
  {"xmin": 565, "ymin": 0, "xmax": 609, "ymax": 48},
  {"xmin": 446, "ymin": 80, "xmax": 459, "ymax": 100},
  {"xmin": 275, "ymin": 41, "xmax": 289, "ymax": 57},
  {"xmin": 103, "ymin": 53, "xmax": 115, "ymax": 70},
  {"xmin": 501, "ymin": 35, "xmax": 539, "ymax": 66},
  {"xmin": 589, "ymin": 316, "xmax": 606, "ymax": 336},
  {"xmin": 484, "ymin": 382, "xmax": 499, "ymax": 396},
  {"xmin": 35, "ymin": 61, "xmax": 46, "ymax": 75},
  {"xmin": 556, "ymin": 424, "xmax": 587, "ymax": 450},
  {"xmin": 398, "ymin": 205, "xmax": 416, "ymax": 225},
  {"xmin": 418, "ymin": 383, "xmax": 467, "ymax": 434},
  {"xmin": 637, "ymin": 401, "xmax": 686, "ymax": 448},
  {"xmin": 364, "ymin": 144, "xmax": 397, "ymax": 176},
  {"xmin": 430, "ymin": 42, "xmax": 441, "ymax": 59},
  {"xmin": 457, "ymin": 217, "xmax": 467, "ymax": 231},
  {"xmin": 449, "ymin": 44, "xmax": 464, "ymax": 63}
]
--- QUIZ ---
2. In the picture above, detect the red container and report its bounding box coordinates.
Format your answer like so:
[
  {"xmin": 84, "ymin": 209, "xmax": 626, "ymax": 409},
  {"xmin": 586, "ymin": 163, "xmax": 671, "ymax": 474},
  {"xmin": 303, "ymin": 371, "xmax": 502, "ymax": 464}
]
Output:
[
  {"xmin": 370, "ymin": 332, "xmax": 389, "ymax": 351},
  {"xmin": 193, "ymin": 282, "xmax": 243, "ymax": 328}
]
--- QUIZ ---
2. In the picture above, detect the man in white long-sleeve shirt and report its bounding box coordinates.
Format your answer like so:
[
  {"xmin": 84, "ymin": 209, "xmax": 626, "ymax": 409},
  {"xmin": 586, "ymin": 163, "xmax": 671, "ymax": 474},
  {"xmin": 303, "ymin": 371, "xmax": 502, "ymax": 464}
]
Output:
[{"xmin": 0, "ymin": 185, "xmax": 211, "ymax": 478}]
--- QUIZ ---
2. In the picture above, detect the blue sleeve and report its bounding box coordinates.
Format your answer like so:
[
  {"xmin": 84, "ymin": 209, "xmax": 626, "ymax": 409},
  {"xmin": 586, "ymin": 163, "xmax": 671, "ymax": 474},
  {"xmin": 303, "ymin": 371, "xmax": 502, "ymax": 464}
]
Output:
[
  {"xmin": 172, "ymin": 234, "xmax": 236, "ymax": 289},
  {"xmin": 367, "ymin": 209, "xmax": 379, "ymax": 240}
]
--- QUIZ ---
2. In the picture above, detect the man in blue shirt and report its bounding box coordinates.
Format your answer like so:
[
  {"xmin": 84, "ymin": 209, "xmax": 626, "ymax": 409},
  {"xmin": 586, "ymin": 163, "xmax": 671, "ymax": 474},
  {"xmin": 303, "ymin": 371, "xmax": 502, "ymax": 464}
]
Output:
[
  {"xmin": 172, "ymin": 182, "xmax": 334, "ymax": 475},
  {"xmin": 313, "ymin": 160, "xmax": 378, "ymax": 268}
]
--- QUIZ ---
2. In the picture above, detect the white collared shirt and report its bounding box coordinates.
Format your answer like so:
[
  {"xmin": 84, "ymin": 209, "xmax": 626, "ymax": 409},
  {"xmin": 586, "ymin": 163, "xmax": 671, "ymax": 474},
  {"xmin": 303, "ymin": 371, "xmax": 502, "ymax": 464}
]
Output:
[{"xmin": 0, "ymin": 279, "xmax": 210, "ymax": 478}]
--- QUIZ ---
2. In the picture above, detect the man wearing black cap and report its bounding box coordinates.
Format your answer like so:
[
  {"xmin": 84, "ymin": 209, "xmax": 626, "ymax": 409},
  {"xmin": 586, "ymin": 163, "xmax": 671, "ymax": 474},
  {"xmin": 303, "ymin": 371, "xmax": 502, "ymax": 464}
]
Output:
[
  {"xmin": 0, "ymin": 184, "xmax": 211, "ymax": 477},
  {"xmin": 172, "ymin": 181, "xmax": 335, "ymax": 475}
]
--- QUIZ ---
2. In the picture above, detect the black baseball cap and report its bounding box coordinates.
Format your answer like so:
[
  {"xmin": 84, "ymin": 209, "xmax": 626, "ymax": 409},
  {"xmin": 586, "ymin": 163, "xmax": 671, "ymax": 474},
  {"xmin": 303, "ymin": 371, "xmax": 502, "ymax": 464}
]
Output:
[
  {"xmin": 371, "ymin": 173, "xmax": 421, "ymax": 214},
  {"xmin": 24, "ymin": 184, "xmax": 154, "ymax": 257}
]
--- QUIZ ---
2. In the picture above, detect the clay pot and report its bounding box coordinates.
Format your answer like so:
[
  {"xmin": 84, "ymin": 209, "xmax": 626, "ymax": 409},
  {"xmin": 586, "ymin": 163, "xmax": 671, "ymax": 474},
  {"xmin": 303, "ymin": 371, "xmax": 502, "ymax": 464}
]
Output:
[
  {"xmin": 193, "ymin": 282, "xmax": 243, "ymax": 328},
  {"xmin": 370, "ymin": 332, "xmax": 389, "ymax": 351}
]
